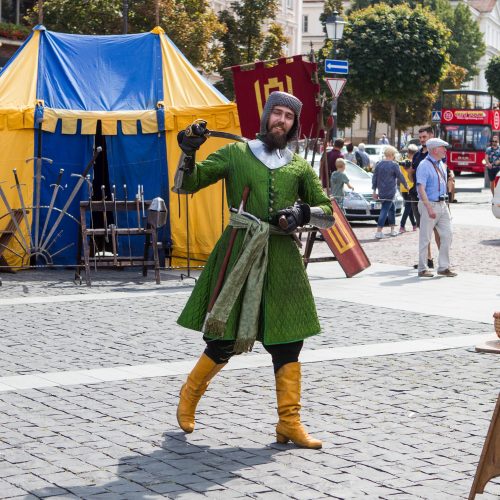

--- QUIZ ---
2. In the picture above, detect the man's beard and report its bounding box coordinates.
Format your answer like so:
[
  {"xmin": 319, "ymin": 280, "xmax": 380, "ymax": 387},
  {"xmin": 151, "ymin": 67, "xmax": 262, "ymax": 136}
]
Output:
[{"xmin": 261, "ymin": 128, "xmax": 289, "ymax": 151}]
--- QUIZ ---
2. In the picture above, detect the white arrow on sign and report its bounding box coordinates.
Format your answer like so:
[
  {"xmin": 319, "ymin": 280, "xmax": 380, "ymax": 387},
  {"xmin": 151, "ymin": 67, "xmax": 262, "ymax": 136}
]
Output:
[{"xmin": 326, "ymin": 78, "xmax": 347, "ymax": 99}]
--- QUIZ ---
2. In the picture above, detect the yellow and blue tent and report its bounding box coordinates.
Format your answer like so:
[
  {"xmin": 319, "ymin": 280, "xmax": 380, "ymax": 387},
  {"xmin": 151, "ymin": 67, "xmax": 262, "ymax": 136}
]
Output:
[{"xmin": 0, "ymin": 25, "xmax": 240, "ymax": 268}]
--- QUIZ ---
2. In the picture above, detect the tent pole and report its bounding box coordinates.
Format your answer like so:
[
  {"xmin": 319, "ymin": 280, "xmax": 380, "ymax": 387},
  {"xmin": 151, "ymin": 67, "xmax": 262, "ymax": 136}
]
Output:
[
  {"xmin": 122, "ymin": 0, "xmax": 128, "ymax": 34},
  {"xmin": 38, "ymin": 0, "xmax": 43, "ymax": 24},
  {"xmin": 155, "ymin": 0, "xmax": 159, "ymax": 26}
]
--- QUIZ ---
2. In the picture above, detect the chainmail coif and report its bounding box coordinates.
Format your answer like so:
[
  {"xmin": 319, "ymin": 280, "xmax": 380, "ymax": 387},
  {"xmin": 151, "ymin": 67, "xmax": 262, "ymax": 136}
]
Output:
[{"xmin": 259, "ymin": 91, "xmax": 302, "ymax": 140}]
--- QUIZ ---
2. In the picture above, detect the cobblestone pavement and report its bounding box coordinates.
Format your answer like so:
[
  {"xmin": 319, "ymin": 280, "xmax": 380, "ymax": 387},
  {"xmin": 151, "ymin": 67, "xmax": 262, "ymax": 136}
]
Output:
[{"xmin": 0, "ymin": 175, "xmax": 499, "ymax": 499}]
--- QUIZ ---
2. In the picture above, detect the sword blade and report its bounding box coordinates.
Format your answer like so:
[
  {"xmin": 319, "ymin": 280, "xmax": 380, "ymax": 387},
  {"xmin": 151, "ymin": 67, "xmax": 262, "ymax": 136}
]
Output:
[{"xmin": 39, "ymin": 148, "xmax": 101, "ymax": 252}]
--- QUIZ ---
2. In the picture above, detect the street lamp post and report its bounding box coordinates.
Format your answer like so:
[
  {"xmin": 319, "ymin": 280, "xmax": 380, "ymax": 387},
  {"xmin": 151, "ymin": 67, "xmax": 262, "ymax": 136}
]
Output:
[{"xmin": 325, "ymin": 11, "xmax": 346, "ymax": 142}]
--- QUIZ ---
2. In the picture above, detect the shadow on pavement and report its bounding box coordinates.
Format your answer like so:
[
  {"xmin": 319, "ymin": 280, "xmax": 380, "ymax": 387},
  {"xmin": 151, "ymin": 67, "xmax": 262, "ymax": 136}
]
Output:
[
  {"xmin": 480, "ymin": 239, "xmax": 500, "ymax": 247},
  {"xmin": 27, "ymin": 431, "xmax": 282, "ymax": 498}
]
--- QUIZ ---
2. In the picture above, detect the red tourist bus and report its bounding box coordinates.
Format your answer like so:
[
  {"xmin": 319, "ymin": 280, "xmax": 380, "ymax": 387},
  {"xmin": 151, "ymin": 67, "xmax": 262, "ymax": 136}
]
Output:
[{"xmin": 440, "ymin": 89, "xmax": 500, "ymax": 174}]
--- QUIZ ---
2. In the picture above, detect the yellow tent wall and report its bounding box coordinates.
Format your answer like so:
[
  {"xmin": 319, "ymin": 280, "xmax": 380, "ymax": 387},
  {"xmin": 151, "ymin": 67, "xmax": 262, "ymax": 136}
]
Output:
[
  {"xmin": 159, "ymin": 33, "xmax": 241, "ymax": 266},
  {"xmin": 0, "ymin": 30, "xmax": 39, "ymax": 267}
]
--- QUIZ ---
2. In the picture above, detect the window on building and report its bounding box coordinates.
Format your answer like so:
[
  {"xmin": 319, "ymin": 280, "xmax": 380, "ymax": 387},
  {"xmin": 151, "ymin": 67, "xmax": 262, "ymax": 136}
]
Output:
[
  {"xmin": 286, "ymin": 0, "xmax": 293, "ymax": 10},
  {"xmin": 303, "ymin": 15, "xmax": 308, "ymax": 33}
]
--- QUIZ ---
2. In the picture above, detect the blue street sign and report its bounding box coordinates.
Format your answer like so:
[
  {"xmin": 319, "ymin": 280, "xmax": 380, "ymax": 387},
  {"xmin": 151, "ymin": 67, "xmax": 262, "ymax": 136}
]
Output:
[
  {"xmin": 325, "ymin": 59, "xmax": 349, "ymax": 74},
  {"xmin": 431, "ymin": 110, "xmax": 442, "ymax": 122}
]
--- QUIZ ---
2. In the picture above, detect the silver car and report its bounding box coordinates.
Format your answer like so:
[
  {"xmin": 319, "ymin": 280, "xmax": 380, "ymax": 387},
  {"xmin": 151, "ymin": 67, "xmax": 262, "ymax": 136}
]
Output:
[
  {"xmin": 340, "ymin": 161, "xmax": 404, "ymax": 221},
  {"xmin": 300, "ymin": 151, "xmax": 403, "ymax": 222}
]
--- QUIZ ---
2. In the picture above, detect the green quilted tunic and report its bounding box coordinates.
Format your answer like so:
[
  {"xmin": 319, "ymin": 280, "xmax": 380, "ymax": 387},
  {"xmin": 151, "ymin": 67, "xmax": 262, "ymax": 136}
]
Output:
[{"xmin": 177, "ymin": 141, "xmax": 332, "ymax": 345}]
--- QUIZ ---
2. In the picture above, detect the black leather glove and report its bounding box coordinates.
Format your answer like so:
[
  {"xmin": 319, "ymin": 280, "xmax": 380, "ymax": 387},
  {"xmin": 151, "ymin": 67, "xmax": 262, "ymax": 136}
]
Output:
[
  {"xmin": 177, "ymin": 121, "xmax": 208, "ymax": 156},
  {"xmin": 276, "ymin": 202, "xmax": 311, "ymax": 233}
]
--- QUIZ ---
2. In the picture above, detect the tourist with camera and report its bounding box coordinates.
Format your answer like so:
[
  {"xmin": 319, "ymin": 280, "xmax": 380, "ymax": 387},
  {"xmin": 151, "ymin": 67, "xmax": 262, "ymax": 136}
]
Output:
[{"xmin": 415, "ymin": 138, "xmax": 456, "ymax": 278}]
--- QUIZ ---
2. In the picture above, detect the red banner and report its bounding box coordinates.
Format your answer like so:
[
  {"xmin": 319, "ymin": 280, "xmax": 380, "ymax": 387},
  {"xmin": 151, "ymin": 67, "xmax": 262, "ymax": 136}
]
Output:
[
  {"xmin": 231, "ymin": 56, "xmax": 321, "ymax": 140},
  {"xmin": 320, "ymin": 200, "xmax": 371, "ymax": 278}
]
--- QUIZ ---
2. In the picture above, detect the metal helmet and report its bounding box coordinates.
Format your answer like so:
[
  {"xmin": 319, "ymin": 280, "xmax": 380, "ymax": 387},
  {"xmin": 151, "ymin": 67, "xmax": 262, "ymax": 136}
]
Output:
[{"xmin": 147, "ymin": 197, "xmax": 167, "ymax": 228}]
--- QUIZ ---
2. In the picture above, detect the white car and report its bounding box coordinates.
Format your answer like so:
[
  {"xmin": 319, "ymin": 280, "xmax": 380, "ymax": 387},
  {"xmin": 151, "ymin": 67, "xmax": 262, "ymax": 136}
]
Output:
[
  {"xmin": 363, "ymin": 144, "xmax": 386, "ymax": 167},
  {"xmin": 300, "ymin": 151, "xmax": 404, "ymax": 221}
]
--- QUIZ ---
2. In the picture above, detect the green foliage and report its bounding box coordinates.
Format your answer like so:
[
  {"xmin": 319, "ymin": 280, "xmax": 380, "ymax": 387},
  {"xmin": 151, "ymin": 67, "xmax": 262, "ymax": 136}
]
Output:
[
  {"xmin": 26, "ymin": 0, "xmax": 225, "ymax": 72},
  {"xmin": 229, "ymin": 0, "xmax": 279, "ymax": 62},
  {"xmin": 215, "ymin": 0, "xmax": 283, "ymax": 98},
  {"xmin": 485, "ymin": 56, "xmax": 500, "ymax": 100},
  {"xmin": 341, "ymin": 4, "xmax": 450, "ymax": 102},
  {"xmin": 370, "ymin": 92, "xmax": 434, "ymax": 130},
  {"xmin": 336, "ymin": 85, "xmax": 365, "ymax": 129},
  {"xmin": 438, "ymin": 63, "xmax": 467, "ymax": 92},
  {"xmin": 0, "ymin": 22, "xmax": 31, "ymax": 40},
  {"xmin": 27, "ymin": 0, "xmax": 122, "ymax": 34},
  {"xmin": 259, "ymin": 23, "xmax": 288, "ymax": 61},
  {"xmin": 348, "ymin": 0, "xmax": 484, "ymax": 81},
  {"xmin": 446, "ymin": 2, "xmax": 485, "ymax": 80},
  {"xmin": 349, "ymin": 0, "xmax": 419, "ymax": 12}
]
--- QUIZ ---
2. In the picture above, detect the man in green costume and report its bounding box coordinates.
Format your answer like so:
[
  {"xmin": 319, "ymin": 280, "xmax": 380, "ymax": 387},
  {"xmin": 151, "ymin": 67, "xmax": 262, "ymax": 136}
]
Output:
[{"xmin": 176, "ymin": 91, "xmax": 334, "ymax": 449}]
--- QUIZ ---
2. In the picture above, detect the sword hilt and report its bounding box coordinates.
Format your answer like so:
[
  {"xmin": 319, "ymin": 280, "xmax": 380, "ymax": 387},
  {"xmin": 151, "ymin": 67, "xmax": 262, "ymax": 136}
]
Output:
[
  {"xmin": 50, "ymin": 169, "xmax": 64, "ymax": 189},
  {"xmin": 185, "ymin": 119, "xmax": 208, "ymax": 138},
  {"xmin": 11, "ymin": 169, "xmax": 25, "ymax": 188},
  {"xmin": 25, "ymin": 157, "xmax": 53, "ymax": 164}
]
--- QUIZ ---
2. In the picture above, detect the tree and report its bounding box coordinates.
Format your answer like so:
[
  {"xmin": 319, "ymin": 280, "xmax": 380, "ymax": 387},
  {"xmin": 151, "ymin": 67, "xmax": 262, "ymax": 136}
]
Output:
[
  {"xmin": 446, "ymin": 2, "xmax": 485, "ymax": 80},
  {"xmin": 229, "ymin": 0, "xmax": 279, "ymax": 63},
  {"xmin": 131, "ymin": 0, "xmax": 226, "ymax": 73},
  {"xmin": 338, "ymin": 4, "xmax": 451, "ymax": 143},
  {"xmin": 215, "ymin": 0, "xmax": 287, "ymax": 98},
  {"xmin": 348, "ymin": 0, "xmax": 484, "ymax": 82},
  {"xmin": 258, "ymin": 23, "xmax": 288, "ymax": 61},
  {"xmin": 26, "ymin": 0, "xmax": 225, "ymax": 72},
  {"xmin": 485, "ymin": 56, "xmax": 500, "ymax": 100},
  {"xmin": 27, "ymin": 0, "xmax": 122, "ymax": 34}
]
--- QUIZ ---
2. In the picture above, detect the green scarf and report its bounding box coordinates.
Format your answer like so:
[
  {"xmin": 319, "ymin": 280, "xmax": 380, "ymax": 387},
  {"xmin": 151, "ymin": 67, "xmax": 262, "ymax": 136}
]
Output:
[{"xmin": 202, "ymin": 212, "xmax": 285, "ymax": 353}]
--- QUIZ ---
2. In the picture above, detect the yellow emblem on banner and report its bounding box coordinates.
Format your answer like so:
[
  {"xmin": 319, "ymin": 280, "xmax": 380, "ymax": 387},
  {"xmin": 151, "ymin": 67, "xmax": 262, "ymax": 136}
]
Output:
[
  {"xmin": 326, "ymin": 217, "xmax": 355, "ymax": 254},
  {"xmin": 254, "ymin": 76, "xmax": 294, "ymax": 117}
]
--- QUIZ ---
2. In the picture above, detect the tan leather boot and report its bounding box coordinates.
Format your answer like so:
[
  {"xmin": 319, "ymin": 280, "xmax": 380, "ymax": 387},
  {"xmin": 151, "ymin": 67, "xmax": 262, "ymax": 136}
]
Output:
[
  {"xmin": 275, "ymin": 362, "xmax": 322, "ymax": 449},
  {"xmin": 177, "ymin": 353, "xmax": 226, "ymax": 433}
]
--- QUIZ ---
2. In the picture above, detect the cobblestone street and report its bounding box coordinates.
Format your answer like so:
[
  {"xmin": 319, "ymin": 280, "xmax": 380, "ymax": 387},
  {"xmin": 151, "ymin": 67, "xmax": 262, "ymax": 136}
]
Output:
[{"xmin": 0, "ymin": 175, "xmax": 499, "ymax": 499}]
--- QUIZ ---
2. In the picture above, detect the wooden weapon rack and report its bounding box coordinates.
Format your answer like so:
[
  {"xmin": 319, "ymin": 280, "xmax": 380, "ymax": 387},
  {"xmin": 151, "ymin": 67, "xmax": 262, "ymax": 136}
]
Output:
[{"xmin": 78, "ymin": 200, "xmax": 161, "ymax": 286}]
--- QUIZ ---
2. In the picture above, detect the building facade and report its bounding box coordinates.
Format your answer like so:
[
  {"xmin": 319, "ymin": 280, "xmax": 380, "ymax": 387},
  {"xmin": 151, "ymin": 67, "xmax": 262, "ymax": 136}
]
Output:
[
  {"xmin": 210, "ymin": 0, "xmax": 303, "ymax": 57},
  {"xmin": 462, "ymin": 0, "xmax": 500, "ymax": 92}
]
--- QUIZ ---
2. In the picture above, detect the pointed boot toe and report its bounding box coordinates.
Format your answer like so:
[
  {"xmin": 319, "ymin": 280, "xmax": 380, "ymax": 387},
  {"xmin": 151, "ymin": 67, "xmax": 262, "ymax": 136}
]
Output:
[
  {"xmin": 175, "ymin": 354, "xmax": 226, "ymax": 434},
  {"xmin": 276, "ymin": 423, "xmax": 322, "ymax": 449}
]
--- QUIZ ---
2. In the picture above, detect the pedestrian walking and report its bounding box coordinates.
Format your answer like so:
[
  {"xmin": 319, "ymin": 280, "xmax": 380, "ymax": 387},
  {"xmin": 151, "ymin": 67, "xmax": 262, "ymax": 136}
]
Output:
[
  {"xmin": 485, "ymin": 135, "xmax": 500, "ymax": 195},
  {"xmin": 410, "ymin": 126, "xmax": 437, "ymax": 268},
  {"xmin": 399, "ymin": 144, "xmax": 418, "ymax": 233},
  {"xmin": 378, "ymin": 133, "xmax": 390, "ymax": 145},
  {"xmin": 372, "ymin": 146, "xmax": 408, "ymax": 239},
  {"xmin": 175, "ymin": 91, "xmax": 334, "ymax": 449},
  {"xmin": 416, "ymin": 138, "xmax": 456, "ymax": 278}
]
